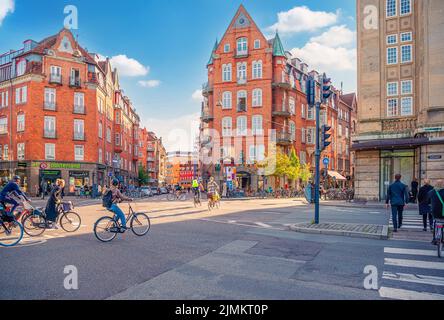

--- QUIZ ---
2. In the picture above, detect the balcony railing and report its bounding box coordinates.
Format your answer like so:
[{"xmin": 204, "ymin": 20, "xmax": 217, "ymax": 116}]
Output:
[
  {"xmin": 201, "ymin": 110, "xmax": 214, "ymax": 122},
  {"xmin": 202, "ymin": 82, "xmax": 213, "ymax": 96},
  {"xmin": 44, "ymin": 131, "xmax": 56, "ymax": 139},
  {"xmin": 73, "ymin": 104, "xmax": 85, "ymax": 114},
  {"xmin": 69, "ymin": 76, "xmax": 81, "ymax": 88},
  {"xmin": 272, "ymin": 105, "xmax": 291, "ymax": 117},
  {"xmin": 44, "ymin": 101, "xmax": 56, "ymax": 111},
  {"xmin": 276, "ymin": 132, "xmax": 293, "ymax": 145},
  {"xmin": 49, "ymin": 74, "xmax": 62, "ymax": 84},
  {"xmin": 272, "ymin": 80, "xmax": 291, "ymax": 90}
]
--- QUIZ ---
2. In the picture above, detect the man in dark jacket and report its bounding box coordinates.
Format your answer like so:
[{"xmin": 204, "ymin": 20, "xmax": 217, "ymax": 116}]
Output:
[
  {"xmin": 417, "ymin": 179, "xmax": 434, "ymax": 231},
  {"xmin": 386, "ymin": 174, "xmax": 409, "ymax": 232}
]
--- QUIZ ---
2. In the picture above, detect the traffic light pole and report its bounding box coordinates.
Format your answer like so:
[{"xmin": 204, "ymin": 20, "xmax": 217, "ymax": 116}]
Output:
[{"xmin": 314, "ymin": 102, "xmax": 321, "ymax": 225}]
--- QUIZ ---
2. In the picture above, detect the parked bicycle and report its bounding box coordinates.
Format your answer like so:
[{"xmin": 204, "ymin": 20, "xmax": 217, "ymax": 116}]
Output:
[
  {"xmin": 434, "ymin": 219, "xmax": 444, "ymax": 258},
  {"xmin": 167, "ymin": 191, "xmax": 187, "ymax": 201},
  {"xmin": 94, "ymin": 202, "xmax": 151, "ymax": 242}
]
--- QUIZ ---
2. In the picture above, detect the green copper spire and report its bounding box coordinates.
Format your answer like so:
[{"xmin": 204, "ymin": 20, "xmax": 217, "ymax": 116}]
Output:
[
  {"xmin": 207, "ymin": 39, "xmax": 218, "ymax": 66},
  {"xmin": 272, "ymin": 32, "xmax": 286, "ymax": 57}
]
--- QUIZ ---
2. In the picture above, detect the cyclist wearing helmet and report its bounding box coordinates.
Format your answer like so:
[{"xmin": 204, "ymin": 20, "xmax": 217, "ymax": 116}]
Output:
[
  {"xmin": 0, "ymin": 176, "xmax": 28, "ymax": 220},
  {"xmin": 109, "ymin": 179, "xmax": 132, "ymax": 231}
]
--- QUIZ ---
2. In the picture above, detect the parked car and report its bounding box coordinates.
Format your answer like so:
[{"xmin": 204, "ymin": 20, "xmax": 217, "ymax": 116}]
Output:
[
  {"xmin": 151, "ymin": 187, "xmax": 160, "ymax": 196},
  {"xmin": 140, "ymin": 186, "xmax": 153, "ymax": 197},
  {"xmin": 160, "ymin": 187, "xmax": 168, "ymax": 194}
]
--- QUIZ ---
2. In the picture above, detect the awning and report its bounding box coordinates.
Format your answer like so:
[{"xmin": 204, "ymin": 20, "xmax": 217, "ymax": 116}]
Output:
[{"xmin": 328, "ymin": 171, "xmax": 347, "ymax": 181}]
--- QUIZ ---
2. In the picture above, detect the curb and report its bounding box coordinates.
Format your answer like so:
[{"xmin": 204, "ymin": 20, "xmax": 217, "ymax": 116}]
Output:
[{"xmin": 289, "ymin": 223, "xmax": 389, "ymax": 240}]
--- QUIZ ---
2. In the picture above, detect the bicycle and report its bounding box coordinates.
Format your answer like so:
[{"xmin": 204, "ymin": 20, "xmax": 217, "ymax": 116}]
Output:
[
  {"xmin": 434, "ymin": 219, "xmax": 444, "ymax": 258},
  {"xmin": 93, "ymin": 202, "xmax": 151, "ymax": 242},
  {"xmin": 193, "ymin": 191, "xmax": 202, "ymax": 208},
  {"xmin": 167, "ymin": 191, "xmax": 187, "ymax": 201},
  {"xmin": 208, "ymin": 192, "xmax": 220, "ymax": 211},
  {"xmin": 22, "ymin": 201, "xmax": 81, "ymax": 237},
  {"xmin": 0, "ymin": 211, "xmax": 24, "ymax": 247}
]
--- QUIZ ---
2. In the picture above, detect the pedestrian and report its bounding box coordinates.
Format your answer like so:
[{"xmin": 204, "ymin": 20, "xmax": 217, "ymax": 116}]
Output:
[
  {"xmin": 429, "ymin": 180, "xmax": 444, "ymax": 244},
  {"xmin": 41, "ymin": 180, "xmax": 47, "ymax": 200},
  {"xmin": 418, "ymin": 179, "xmax": 434, "ymax": 232},
  {"xmin": 97, "ymin": 184, "xmax": 102, "ymax": 196},
  {"xmin": 34, "ymin": 184, "xmax": 39, "ymax": 198},
  {"xmin": 385, "ymin": 174, "xmax": 409, "ymax": 232},
  {"xmin": 411, "ymin": 178, "xmax": 419, "ymax": 203}
]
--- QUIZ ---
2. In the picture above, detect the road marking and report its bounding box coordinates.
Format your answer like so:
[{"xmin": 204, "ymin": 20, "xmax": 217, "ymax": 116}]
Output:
[
  {"xmin": 255, "ymin": 222, "xmax": 273, "ymax": 228},
  {"xmin": 379, "ymin": 286, "xmax": 444, "ymax": 300},
  {"xmin": 384, "ymin": 258, "xmax": 444, "ymax": 270},
  {"xmin": 383, "ymin": 272, "xmax": 444, "ymax": 287},
  {"xmin": 384, "ymin": 247, "xmax": 436, "ymax": 257}
]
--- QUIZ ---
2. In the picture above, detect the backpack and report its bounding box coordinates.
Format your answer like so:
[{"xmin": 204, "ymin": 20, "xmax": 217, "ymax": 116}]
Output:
[
  {"xmin": 435, "ymin": 189, "xmax": 444, "ymax": 218},
  {"xmin": 102, "ymin": 190, "xmax": 113, "ymax": 209}
]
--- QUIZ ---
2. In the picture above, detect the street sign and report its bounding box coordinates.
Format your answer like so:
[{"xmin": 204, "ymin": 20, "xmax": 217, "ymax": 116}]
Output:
[{"xmin": 323, "ymin": 158, "xmax": 330, "ymax": 166}]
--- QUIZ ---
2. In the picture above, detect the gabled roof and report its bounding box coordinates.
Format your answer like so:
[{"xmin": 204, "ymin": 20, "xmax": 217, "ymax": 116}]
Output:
[
  {"xmin": 271, "ymin": 32, "xmax": 286, "ymax": 57},
  {"xmin": 340, "ymin": 93, "xmax": 357, "ymax": 107},
  {"xmin": 207, "ymin": 39, "xmax": 218, "ymax": 66}
]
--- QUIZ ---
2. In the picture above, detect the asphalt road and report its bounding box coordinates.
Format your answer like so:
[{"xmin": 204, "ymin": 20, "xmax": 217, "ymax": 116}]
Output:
[{"xmin": 1, "ymin": 198, "xmax": 443, "ymax": 300}]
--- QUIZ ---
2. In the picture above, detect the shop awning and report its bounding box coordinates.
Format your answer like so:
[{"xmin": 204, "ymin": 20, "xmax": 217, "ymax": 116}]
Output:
[{"xmin": 328, "ymin": 171, "xmax": 347, "ymax": 181}]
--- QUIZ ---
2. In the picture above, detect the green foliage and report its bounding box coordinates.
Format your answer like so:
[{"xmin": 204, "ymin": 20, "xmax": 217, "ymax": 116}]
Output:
[
  {"xmin": 265, "ymin": 148, "xmax": 312, "ymax": 183},
  {"xmin": 138, "ymin": 165, "xmax": 150, "ymax": 185}
]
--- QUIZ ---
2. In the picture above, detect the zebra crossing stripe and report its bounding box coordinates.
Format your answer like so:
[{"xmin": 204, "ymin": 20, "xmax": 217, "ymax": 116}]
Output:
[
  {"xmin": 379, "ymin": 287, "xmax": 444, "ymax": 300},
  {"xmin": 384, "ymin": 247, "xmax": 436, "ymax": 257},
  {"xmin": 383, "ymin": 272, "xmax": 444, "ymax": 287},
  {"xmin": 385, "ymin": 258, "xmax": 444, "ymax": 270}
]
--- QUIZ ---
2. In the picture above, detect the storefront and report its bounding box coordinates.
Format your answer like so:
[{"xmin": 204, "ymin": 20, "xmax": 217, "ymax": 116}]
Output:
[
  {"xmin": 39, "ymin": 169, "xmax": 62, "ymax": 187},
  {"xmin": 68, "ymin": 171, "xmax": 90, "ymax": 194}
]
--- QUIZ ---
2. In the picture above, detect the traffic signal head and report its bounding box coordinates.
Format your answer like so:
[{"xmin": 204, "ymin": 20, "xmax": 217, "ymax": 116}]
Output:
[
  {"xmin": 321, "ymin": 125, "xmax": 332, "ymax": 151},
  {"xmin": 322, "ymin": 74, "xmax": 332, "ymax": 102},
  {"xmin": 307, "ymin": 76, "xmax": 316, "ymax": 106}
]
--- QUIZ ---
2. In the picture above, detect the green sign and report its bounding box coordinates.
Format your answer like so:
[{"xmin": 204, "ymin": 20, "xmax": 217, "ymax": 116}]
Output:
[
  {"xmin": 18, "ymin": 162, "xmax": 27, "ymax": 168},
  {"xmin": 32, "ymin": 162, "xmax": 82, "ymax": 169}
]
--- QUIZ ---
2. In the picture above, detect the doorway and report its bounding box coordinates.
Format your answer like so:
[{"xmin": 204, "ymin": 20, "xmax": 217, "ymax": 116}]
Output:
[{"xmin": 380, "ymin": 150, "xmax": 415, "ymax": 200}]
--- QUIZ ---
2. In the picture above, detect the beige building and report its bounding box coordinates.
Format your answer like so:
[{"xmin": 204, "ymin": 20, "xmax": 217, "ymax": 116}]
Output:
[{"xmin": 354, "ymin": 0, "xmax": 444, "ymax": 201}]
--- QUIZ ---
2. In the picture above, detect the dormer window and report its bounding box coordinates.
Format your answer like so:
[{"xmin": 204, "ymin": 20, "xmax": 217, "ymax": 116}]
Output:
[
  {"xmin": 16, "ymin": 60, "xmax": 26, "ymax": 77},
  {"xmin": 254, "ymin": 39, "xmax": 260, "ymax": 49},
  {"xmin": 224, "ymin": 44, "xmax": 230, "ymax": 53},
  {"xmin": 237, "ymin": 37, "xmax": 248, "ymax": 56}
]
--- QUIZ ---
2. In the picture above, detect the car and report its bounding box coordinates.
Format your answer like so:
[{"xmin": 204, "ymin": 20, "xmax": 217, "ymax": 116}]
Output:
[
  {"xmin": 151, "ymin": 187, "xmax": 160, "ymax": 195},
  {"xmin": 160, "ymin": 187, "xmax": 168, "ymax": 194},
  {"xmin": 140, "ymin": 187, "xmax": 153, "ymax": 197}
]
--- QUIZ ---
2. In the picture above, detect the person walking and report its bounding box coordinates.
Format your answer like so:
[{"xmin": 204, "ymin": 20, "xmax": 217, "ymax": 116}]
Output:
[
  {"xmin": 411, "ymin": 178, "xmax": 419, "ymax": 203},
  {"xmin": 418, "ymin": 179, "xmax": 434, "ymax": 232},
  {"xmin": 386, "ymin": 174, "xmax": 409, "ymax": 232},
  {"xmin": 41, "ymin": 180, "xmax": 48, "ymax": 200}
]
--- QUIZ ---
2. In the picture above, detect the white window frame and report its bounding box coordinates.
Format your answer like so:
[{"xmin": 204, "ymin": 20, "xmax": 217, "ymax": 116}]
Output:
[
  {"xmin": 222, "ymin": 117, "xmax": 232, "ymax": 137},
  {"xmin": 306, "ymin": 128, "xmax": 315, "ymax": 145},
  {"xmin": 387, "ymin": 82, "xmax": 398, "ymax": 96},
  {"xmin": 289, "ymin": 121, "xmax": 296, "ymax": 141},
  {"xmin": 45, "ymin": 143, "xmax": 55, "ymax": 160},
  {"xmin": 74, "ymin": 119, "xmax": 85, "ymax": 140},
  {"xmin": 74, "ymin": 92, "xmax": 85, "ymax": 114},
  {"xmin": 17, "ymin": 114, "xmax": 25, "ymax": 132},
  {"xmin": 400, "ymin": 0, "xmax": 412, "ymax": 16},
  {"xmin": 401, "ymin": 45, "xmax": 412, "ymax": 63},
  {"xmin": 400, "ymin": 32, "xmax": 412, "ymax": 43},
  {"xmin": 237, "ymin": 90, "xmax": 247, "ymax": 112},
  {"xmin": 237, "ymin": 62, "xmax": 247, "ymax": 82},
  {"xmin": 307, "ymin": 105, "xmax": 314, "ymax": 120},
  {"xmin": 252, "ymin": 60, "xmax": 263, "ymax": 79},
  {"xmin": 401, "ymin": 80, "xmax": 413, "ymax": 95},
  {"xmin": 387, "ymin": 47, "xmax": 398, "ymax": 65},
  {"xmin": 74, "ymin": 145, "xmax": 84, "ymax": 161},
  {"xmin": 16, "ymin": 60, "xmax": 26, "ymax": 77},
  {"xmin": 222, "ymin": 91, "xmax": 232, "ymax": 109},
  {"xmin": 17, "ymin": 143, "xmax": 25, "ymax": 160},
  {"xmin": 236, "ymin": 116, "xmax": 247, "ymax": 136},
  {"xmin": 15, "ymin": 86, "xmax": 27, "ymax": 104},
  {"xmin": 401, "ymin": 97, "xmax": 413, "ymax": 116},
  {"xmin": 254, "ymin": 39, "xmax": 261, "ymax": 49},
  {"xmin": 301, "ymin": 128, "xmax": 306, "ymax": 144},
  {"xmin": 0, "ymin": 91, "xmax": 8, "ymax": 108},
  {"xmin": 289, "ymin": 97, "xmax": 296, "ymax": 115},
  {"xmin": 98, "ymin": 121, "xmax": 103, "ymax": 138},
  {"xmin": 386, "ymin": 34, "xmax": 398, "ymax": 45},
  {"xmin": 224, "ymin": 44, "xmax": 230, "ymax": 53},
  {"xmin": 252, "ymin": 115, "xmax": 263, "ymax": 136},
  {"xmin": 386, "ymin": 0, "xmax": 397, "ymax": 17},
  {"xmin": 44, "ymin": 116, "xmax": 56, "ymax": 138},
  {"xmin": 387, "ymin": 98, "xmax": 398, "ymax": 117},
  {"xmin": 44, "ymin": 88, "xmax": 56, "ymax": 110},
  {"xmin": 222, "ymin": 64, "xmax": 232, "ymax": 82},
  {"xmin": 301, "ymin": 104, "xmax": 306, "ymax": 118},
  {"xmin": 252, "ymin": 89, "xmax": 262, "ymax": 107},
  {"xmin": 236, "ymin": 37, "xmax": 248, "ymax": 56}
]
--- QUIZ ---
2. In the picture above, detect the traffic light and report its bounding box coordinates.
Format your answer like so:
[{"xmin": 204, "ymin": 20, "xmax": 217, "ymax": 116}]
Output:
[
  {"xmin": 321, "ymin": 125, "xmax": 332, "ymax": 151},
  {"xmin": 322, "ymin": 74, "xmax": 332, "ymax": 103},
  {"xmin": 307, "ymin": 76, "xmax": 316, "ymax": 106}
]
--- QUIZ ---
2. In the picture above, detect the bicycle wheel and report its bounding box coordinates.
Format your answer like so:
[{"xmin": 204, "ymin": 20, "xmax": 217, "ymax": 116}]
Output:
[
  {"xmin": 167, "ymin": 193, "xmax": 175, "ymax": 201},
  {"xmin": 131, "ymin": 213, "xmax": 151, "ymax": 236},
  {"xmin": 94, "ymin": 217, "xmax": 118, "ymax": 242},
  {"xmin": 0, "ymin": 221, "xmax": 24, "ymax": 247},
  {"xmin": 179, "ymin": 193, "xmax": 187, "ymax": 201},
  {"xmin": 23, "ymin": 214, "xmax": 47, "ymax": 237},
  {"xmin": 60, "ymin": 211, "xmax": 81, "ymax": 233}
]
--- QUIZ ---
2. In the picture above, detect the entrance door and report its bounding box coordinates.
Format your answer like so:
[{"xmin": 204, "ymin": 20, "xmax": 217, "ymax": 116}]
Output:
[{"xmin": 380, "ymin": 150, "xmax": 415, "ymax": 200}]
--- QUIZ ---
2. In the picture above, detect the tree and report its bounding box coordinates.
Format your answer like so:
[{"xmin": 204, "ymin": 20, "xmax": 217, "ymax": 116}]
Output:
[{"xmin": 138, "ymin": 165, "xmax": 150, "ymax": 186}]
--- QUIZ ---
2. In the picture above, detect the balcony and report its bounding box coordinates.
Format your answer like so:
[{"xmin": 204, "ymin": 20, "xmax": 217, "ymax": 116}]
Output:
[
  {"xmin": 202, "ymin": 82, "xmax": 213, "ymax": 96},
  {"xmin": 272, "ymin": 105, "xmax": 291, "ymax": 118},
  {"xmin": 44, "ymin": 130, "xmax": 56, "ymax": 139},
  {"xmin": 201, "ymin": 111, "xmax": 214, "ymax": 123},
  {"xmin": 73, "ymin": 104, "xmax": 86, "ymax": 115},
  {"xmin": 272, "ymin": 81, "xmax": 291, "ymax": 90},
  {"xmin": 69, "ymin": 76, "xmax": 81, "ymax": 88},
  {"xmin": 276, "ymin": 132, "xmax": 293, "ymax": 146},
  {"xmin": 49, "ymin": 74, "xmax": 62, "ymax": 85},
  {"xmin": 44, "ymin": 102, "xmax": 56, "ymax": 111}
]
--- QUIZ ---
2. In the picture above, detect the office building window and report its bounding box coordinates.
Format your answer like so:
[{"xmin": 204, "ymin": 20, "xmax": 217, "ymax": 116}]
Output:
[
  {"xmin": 387, "ymin": 98, "xmax": 398, "ymax": 117},
  {"xmin": 386, "ymin": 0, "xmax": 397, "ymax": 17},
  {"xmin": 387, "ymin": 47, "xmax": 398, "ymax": 64},
  {"xmin": 401, "ymin": 45, "xmax": 412, "ymax": 63},
  {"xmin": 401, "ymin": 97, "xmax": 413, "ymax": 116},
  {"xmin": 387, "ymin": 82, "xmax": 398, "ymax": 96},
  {"xmin": 400, "ymin": 0, "xmax": 411, "ymax": 15},
  {"xmin": 401, "ymin": 80, "xmax": 413, "ymax": 95}
]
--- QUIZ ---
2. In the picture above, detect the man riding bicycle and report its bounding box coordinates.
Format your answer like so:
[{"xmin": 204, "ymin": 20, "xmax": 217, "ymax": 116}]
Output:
[
  {"xmin": 107, "ymin": 179, "xmax": 133, "ymax": 232},
  {"xmin": 192, "ymin": 178, "xmax": 204, "ymax": 201},
  {"xmin": 207, "ymin": 177, "xmax": 220, "ymax": 203},
  {"xmin": 0, "ymin": 176, "xmax": 29, "ymax": 222}
]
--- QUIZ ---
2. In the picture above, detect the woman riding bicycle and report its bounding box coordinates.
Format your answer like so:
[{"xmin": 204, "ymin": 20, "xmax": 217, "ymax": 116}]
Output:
[{"xmin": 107, "ymin": 179, "xmax": 133, "ymax": 232}]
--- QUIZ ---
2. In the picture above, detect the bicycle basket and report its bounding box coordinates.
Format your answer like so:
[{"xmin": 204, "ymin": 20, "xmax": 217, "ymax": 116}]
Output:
[{"xmin": 61, "ymin": 202, "xmax": 74, "ymax": 212}]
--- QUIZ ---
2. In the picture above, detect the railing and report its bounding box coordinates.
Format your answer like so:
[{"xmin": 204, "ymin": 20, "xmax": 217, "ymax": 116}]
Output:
[
  {"xmin": 69, "ymin": 76, "xmax": 81, "ymax": 88},
  {"xmin": 44, "ymin": 102, "xmax": 56, "ymax": 111},
  {"xmin": 272, "ymin": 105, "xmax": 291, "ymax": 117},
  {"xmin": 73, "ymin": 104, "xmax": 85, "ymax": 114},
  {"xmin": 202, "ymin": 82, "xmax": 213, "ymax": 95},
  {"xmin": 381, "ymin": 117, "xmax": 417, "ymax": 133},
  {"xmin": 49, "ymin": 74, "xmax": 62, "ymax": 84},
  {"xmin": 276, "ymin": 132, "xmax": 292, "ymax": 145},
  {"xmin": 201, "ymin": 110, "xmax": 214, "ymax": 122}
]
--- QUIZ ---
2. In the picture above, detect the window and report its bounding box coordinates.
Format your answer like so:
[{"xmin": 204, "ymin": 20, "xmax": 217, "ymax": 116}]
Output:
[
  {"xmin": 17, "ymin": 143, "xmax": 25, "ymax": 160},
  {"xmin": 44, "ymin": 116, "xmax": 56, "ymax": 138},
  {"xmin": 401, "ymin": 45, "xmax": 412, "ymax": 63},
  {"xmin": 338, "ymin": 124, "xmax": 343, "ymax": 137},
  {"xmin": 306, "ymin": 128, "xmax": 315, "ymax": 144},
  {"xmin": 16, "ymin": 60, "xmax": 26, "ymax": 76},
  {"xmin": 74, "ymin": 92, "xmax": 85, "ymax": 114},
  {"xmin": 301, "ymin": 104, "xmax": 306, "ymax": 118},
  {"xmin": 300, "ymin": 151, "xmax": 306, "ymax": 165},
  {"xmin": 115, "ymin": 111, "xmax": 121, "ymax": 124},
  {"xmin": 106, "ymin": 127, "xmax": 111, "ymax": 143},
  {"xmin": 400, "ymin": 0, "xmax": 411, "ymax": 15},
  {"xmin": 401, "ymin": 80, "xmax": 413, "ymax": 95},
  {"xmin": 401, "ymin": 97, "xmax": 413, "ymax": 115},
  {"xmin": 222, "ymin": 117, "xmax": 232, "ymax": 137},
  {"xmin": 0, "ymin": 91, "xmax": 8, "ymax": 108},
  {"xmin": 387, "ymin": 98, "xmax": 398, "ymax": 117},
  {"xmin": 252, "ymin": 60, "xmax": 262, "ymax": 79},
  {"xmin": 307, "ymin": 105, "xmax": 314, "ymax": 120},
  {"xmin": 301, "ymin": 128, "xmax": 306, "ymax": 143},
  {"xmin": 237, "ymin": 37, "xmax": 248, "ymax": 55},
  {"xmin": 248, "ymin": 144, "xmax": 265, "ymax": 163},
  {"xmin": 254, "ymin": 39, "xmax": 260, "ymax": 49},
  {"xmin": 236, "ymin": 116, "xmax": 247, "ymax": 136},
  {"xmin": 320, "ymin": 110, "xmax": 327, "ymax": 126},
  {"xmin": 44, "ymin": 88, "xmax": 56, "ymax": 110},
  {"xmin": 222, "ymin": 91, "xmax": 232, "ymax": 109},
  {"xmin": 345, "ymin": 127, "xmax": 349, "ymax": 139},
  {"xmin": 222, "ymin": 64, "xmax": 232, "ymax": 82},
  {"xmin": 252, "ymin": 115, "xmax": 263, "ymax": 135},
  {"xmin": 252, "ymin": 89, "xmax": 262, "ymax": 107},
  {"xmin": 3, "ymin": 145, "xmax": 8, "ymax": 160},
  {"xmin": 289, "ymin": 121, "xmax": 296, "ymax": 141},
  {"xmin": 74, "ymin": 145, "xmax": 84, "ymax": 161},
  {"xmin": 98, "ymin": 121, "xmax": 103, "ymax": 138},
  {"xmin": 17, "ymin": 114, "xmax": 25, "ymax": 132},
  {"xmin": 387, "ymin": 47, "xmax": 398, "ymax": 64},
  {"xmin": 50, "ymin": 66, "xmax": 61, "ymax": 81},
  {"xmin": 98, "ymin": 97, "xmax": 104, "ymax": 113},
  {"xmin": 74, "ymin": 119, "xmax": 84, "ymax": 140},
  {"xmin": 387, "ymin": 82, "xmax": 398, "ymax": 96},
  {"xmin": 289, "ymin": 97, "xmax": 295, "ymax": 115},
  {"xmin": 15, "ymin": 86, "xmax": 27, "ymax": 104},
  {"xmin": 45, "ymin": 144, "xmax": 55, "ymax": 160},
  {"xmin": 237, "ymin": 62, "xmax": 247, "ymax": 83},
  {"xmin": 401, "ymin": 32, "xmax": 412, "ymax": 42},
  {"xmin": 387, "ymin": 34, "xmax": 397, "ymax": 45},
  {"xmin": 98, "ymin": 148, "xmax": 103, "ymax": 163},
  {"xmin": 386, "ymin": 0, "xmax": 397, "ymax": 17},
  {"xmin": 0, "ymin": 117, "xmax": 7, "ymax": 134},
  {"xmin": 115, "ymin": 133, "xmax": 121, "ymax": 146},
  {"xmin": 237, "ymin": 90, "xmax": 247, "ymax": 112},
  {"xmin": 224, "ymin": 44, "xmax": 230, "ymax": 53}
]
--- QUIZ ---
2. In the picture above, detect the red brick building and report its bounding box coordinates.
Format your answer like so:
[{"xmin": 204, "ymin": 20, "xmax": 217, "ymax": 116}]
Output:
[
  {"xmin": 199, "ymin": 5, "xmax": 355, "ymax": 191},
  {"xmin": 0, "ymin": 28, "xmax": 141, "ymax": 194}
]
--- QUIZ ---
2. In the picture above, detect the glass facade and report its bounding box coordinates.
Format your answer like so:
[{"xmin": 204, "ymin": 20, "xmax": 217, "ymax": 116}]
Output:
[{"xmin": 379, "ymin": 150, "xmax": 415, "ymax": 200}]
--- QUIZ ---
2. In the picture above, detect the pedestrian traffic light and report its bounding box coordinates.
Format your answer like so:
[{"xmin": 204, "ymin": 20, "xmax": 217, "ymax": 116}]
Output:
[
  {"xmin": 321, "ymin": 125, "xmax": 332, "ymax": 151},
  {"xmin": 307, "ymin": 76, "xmax": 316, "ymax": 106},
  {"xmin": 322, "ymin": 74, "xmax": 332, "ymax": 103}
]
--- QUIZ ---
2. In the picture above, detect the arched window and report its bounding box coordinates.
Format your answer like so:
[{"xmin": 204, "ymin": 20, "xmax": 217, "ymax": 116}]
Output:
[
  {"xmin": 222, "ymin": 117, "xmax": 232, "ymax": 137},
  {"xmin": 237, "ymin": 37, "xmax": 248, "ymax": 55},
  {"xmin": 252, "ymin": 89, "xmax": 262, "ymax": 107},
  {"xmin": 237, "ymin": 62, "xmax": 247, "ymax": 83},
  {"xmin": 222, "ymin": 91, "xmax": 232, "ymax": 109},
  {"xmin": 236, "ymin": 116, "xmax": 247, "ymax": 136},
  {"xmin": 252, "ymin": 60, "xmax": 262, "ymax": 79},
  {"xmin": 237, "ymin": 90, "xmax": 247, "ymax": 112},
  {"xmin": 289, "ymin": 121, "xmax": 296, "ymax": 141}
]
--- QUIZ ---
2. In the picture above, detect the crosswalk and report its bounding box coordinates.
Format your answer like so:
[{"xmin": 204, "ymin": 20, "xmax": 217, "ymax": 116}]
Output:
[
  {"xmin": 379, "ymin": 246, "xmax": 444, "ymax": 300},
  {"xmin": 389, "ymin": 210, "xmax": 425, "ymax": 230}
]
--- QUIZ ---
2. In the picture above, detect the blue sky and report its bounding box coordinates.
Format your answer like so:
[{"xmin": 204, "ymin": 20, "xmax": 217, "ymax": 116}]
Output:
[{"xmin": 0, "ymin": 0, "xmax": 357, "ymax": 151}]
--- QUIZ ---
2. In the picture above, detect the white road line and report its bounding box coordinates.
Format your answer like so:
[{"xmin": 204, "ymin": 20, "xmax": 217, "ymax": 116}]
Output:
[
  {"xmin": 379, "ymin": 286, "xmax": 444, "ymax": 300},
  {"xmin": 384, "ymin": 247, "xmax": 436, "ymax": 257},
  {"xmin": 390, "ymin": 225, "xmax": 424, "ymax": 230},
  {"xmin": 385, "ymin": 258, "xmax": 444, "ymax": 270},
  {"xmin": 254, "ymin": 222, "xmax": 273, "ymax": 228},
  {"xmin": 383, "ymin": 272, "xmax": 444, "ymax": 287}
]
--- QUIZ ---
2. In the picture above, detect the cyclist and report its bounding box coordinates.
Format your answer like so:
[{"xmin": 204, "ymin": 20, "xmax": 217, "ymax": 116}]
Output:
[
  {"xmin": 108, "ymin": 179, "xmax": 133, "ymax": 232},
  {"xmin": 0, "ymin": 176, "xmax": 29, "ymax": 222},
  {"xmin": 207, "ymin": 177, "xmax": 220, "ymax": 205},
  {"xmin": 174, "ymin": 183, "xmax": 182, "ymax": 198}
]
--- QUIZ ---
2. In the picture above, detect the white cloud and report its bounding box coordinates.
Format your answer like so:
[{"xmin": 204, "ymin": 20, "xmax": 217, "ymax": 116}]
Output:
[
  {"xmin": 143, "ymin": 113, "xmax": 200, "ymax": 152},
  {"xmin": 0, "ymin": 0, "xmax": 14, "ymax": 26},
  {"xmin": 109, "ymin": 55, "xmax": 149, "ymax": 77},
  {"xmin": 310, "ymin": 25, "xmax": 356, "ymax": 48},
  {"xmin": 191, "ymin": 89, "xmax": 203, "ymax": 102},
  {"xmin": 138, "ymin": 80, "xmax": 161, "ymax": 88},
  {"xmin": 266, "ymin": 6, "xmax": 338, "ymax": 34}
]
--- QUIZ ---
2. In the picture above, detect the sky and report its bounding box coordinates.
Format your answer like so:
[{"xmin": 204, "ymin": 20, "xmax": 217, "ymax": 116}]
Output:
[{"xmin": 0, "ymin": 0, "xmax": 357, "ymax": 152}]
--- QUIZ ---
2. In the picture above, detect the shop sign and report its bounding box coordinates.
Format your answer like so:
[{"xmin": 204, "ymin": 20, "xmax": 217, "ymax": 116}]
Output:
[
  {"xmin": 40, "ymin": 170, "xmax": 62, "ymax": 177},
  {"xmin": 33, "ymin": 162, "xmax": 81, "ymax": 169},
  {"xmin": 69, "ymin": 171, "xmax": 90, "ymax": 178},
  {"xmin": 428, "ymin": 155, "xmax": 442, "ymax": 160},
  {"xmin": 18, "ymin": 162, "xmax": 27, "ymax": 168}
]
